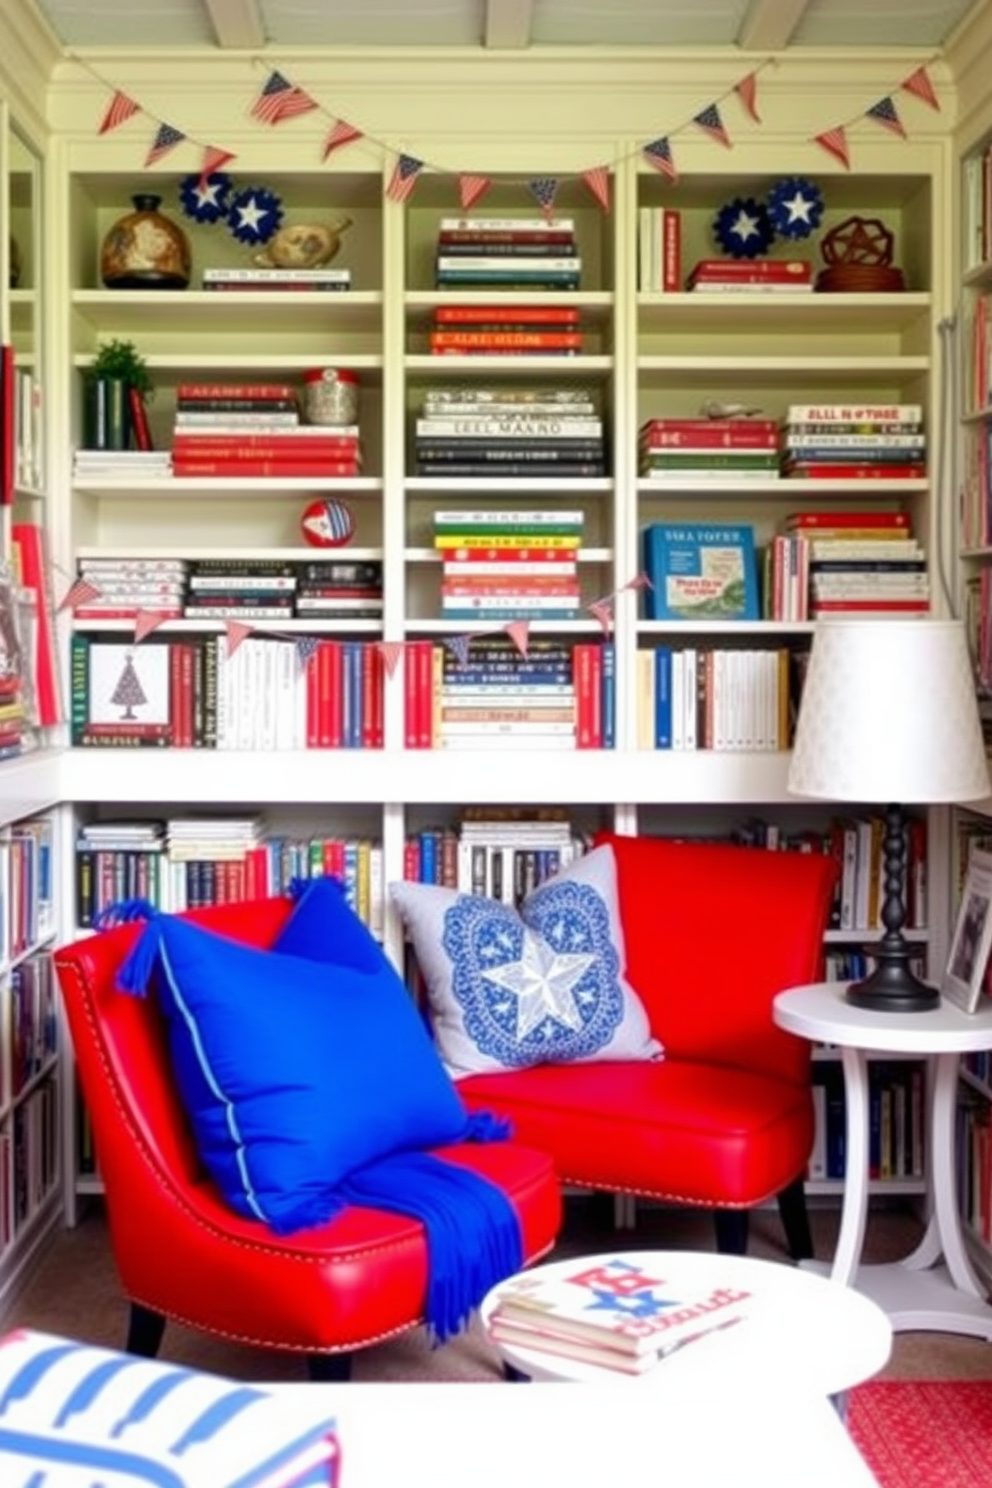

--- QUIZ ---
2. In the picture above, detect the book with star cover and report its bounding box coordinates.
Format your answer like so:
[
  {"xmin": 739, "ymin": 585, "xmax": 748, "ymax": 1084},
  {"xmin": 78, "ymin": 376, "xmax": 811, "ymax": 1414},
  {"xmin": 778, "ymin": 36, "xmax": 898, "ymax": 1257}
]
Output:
[{"xmin": 486, "ymin": 1255, "xmax": 751, "ymax": 1363}]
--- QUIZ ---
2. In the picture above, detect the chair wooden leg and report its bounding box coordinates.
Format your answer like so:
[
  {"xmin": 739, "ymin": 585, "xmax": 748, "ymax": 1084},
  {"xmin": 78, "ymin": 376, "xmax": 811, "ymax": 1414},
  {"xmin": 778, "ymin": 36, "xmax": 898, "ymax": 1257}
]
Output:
[
  {"xmin": 126, "ymin": 1302, "xmax": 167, "ymax": 1358},
  {"xmin": 777, "ymin": 1175, "xmax": 814, "ymax": 1261},
  {"xmin": 713, "ymin": 1208, "xmax": 749, "ymax": 1255},
  {"xmin": 307, "ymin": 1352, "xmax": 353, "ymax": 1382}
]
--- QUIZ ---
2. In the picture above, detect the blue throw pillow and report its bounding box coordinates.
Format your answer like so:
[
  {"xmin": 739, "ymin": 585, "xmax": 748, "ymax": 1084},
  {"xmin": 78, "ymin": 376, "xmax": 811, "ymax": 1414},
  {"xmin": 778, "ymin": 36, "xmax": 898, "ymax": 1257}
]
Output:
[
  {"xmin": 273, "ymin": 875, "xmax": 384, "ymax": 973},
  {"xmin": 115, "ymin": 913, "xmax": 471, "ymax": 1234}
]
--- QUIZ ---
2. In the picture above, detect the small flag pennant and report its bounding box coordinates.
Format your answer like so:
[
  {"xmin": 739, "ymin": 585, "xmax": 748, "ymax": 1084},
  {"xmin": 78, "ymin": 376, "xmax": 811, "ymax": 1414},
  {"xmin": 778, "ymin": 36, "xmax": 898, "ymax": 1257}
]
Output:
[
  {"xmin": 443, "ymin": 634, "xmax": 473, "ymax": 668},
  {"xmin": 812, "ymin": 126, "xmax": 850, "ymax": 170},
  {"xmin": 504, "ymin": 620, "xmax": 530, "ymax": 659},
  {"xmin": 529, "ymin": 177, "xmax": 559, "ymax": 218},
  {"xmin": 582, "ymin": 165, "xmax": 611, "ymax": 213},
  {"xmin": 866, "ymin": 97, "xmax": 906, "ymax": 139},
  {"xmin": 386, "ymin": 153, "xmax": 424, "ymax": 203},
  {"xmin": 134, "ymin": 610, "xmax": 170, "ymax": 644},
  {"xmin": 901, "ymin": 65, "xmax": 940, "ymax": 111},
  {"xmin": 588, "ymin": 599, "xmax": 613, "ymax": 636},
  {"xmin": 224, "ymin": 619, "xmax": 253, "ymax": 657},
  {"xmin": 642, "ymin": 136, "xmax": 678, "ymax": 182},
  {"xmin": 295, "ymin": 635, "xmax": 321, "ymax": 670},
  {"xmin": 199, "ymin": 146, "xmax": 235, "ymax": 187},
  {"xmin": 251, "ymin": 70, "xmax": 318, "ymax": 126},
  {"xmin": 693, "ymin": 103, "xmax": 732, "ymax": 149},
  {"xmin": 144, "ymin": 123, "xmax": 186, "ymax": 169},
  {"xmin": 623, "ymin": 572, "xmax": 653, "ymax": 593},
  {"xmin": 98, "ymin": 90, "xmax": 141, "ymax": 136},
  {"xmin": 735, "ymin": 71, "xmax": 761, "ymax": 123},
  {"xmin": 323, "ymin": 118, "xmax": 364, "ymax": 159},
  {"xmin": 375, "ymin": 641, "xmax": 405, "ymax": 680},
  {"xmin": 57, "ymin": 578, "xmax": 101, "ymax": 613},
  {"xmin": 459, "ymin": 173, "xmax": 491, "ymax": 211}
]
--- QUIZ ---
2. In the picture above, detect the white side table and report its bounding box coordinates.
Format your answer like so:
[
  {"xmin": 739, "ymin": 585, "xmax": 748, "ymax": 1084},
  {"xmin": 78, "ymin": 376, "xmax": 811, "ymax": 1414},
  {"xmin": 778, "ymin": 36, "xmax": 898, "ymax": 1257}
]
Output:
[{"xmin": 774, "ymin": 980, "xmax": 992, "ymax": 1338}]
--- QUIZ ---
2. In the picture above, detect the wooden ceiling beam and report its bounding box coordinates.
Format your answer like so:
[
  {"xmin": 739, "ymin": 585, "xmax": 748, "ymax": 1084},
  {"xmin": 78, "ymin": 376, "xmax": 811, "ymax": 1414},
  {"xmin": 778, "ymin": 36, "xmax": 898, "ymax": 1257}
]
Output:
[
  {"xmin": 484, "ymin": 0, "xmax": 535, "ymax": 48},
  {"xmin": 202, "ymin": 0, "xmax": 267, "ymax": 48},
  {"xmin": 737, "ymin": 0, "xmax": 811, "ymax": 50}
]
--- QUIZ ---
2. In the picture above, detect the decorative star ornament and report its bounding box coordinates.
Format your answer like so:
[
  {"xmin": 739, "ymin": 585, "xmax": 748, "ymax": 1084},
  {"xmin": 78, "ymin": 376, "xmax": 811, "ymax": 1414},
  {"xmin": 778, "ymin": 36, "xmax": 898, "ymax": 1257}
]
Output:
[
  {"xmin": 227, "ymin": 185, "xmax": 284, "ymax": 245},
  {"xmin": 767, "ymin": 177, "xmax": 825, "ymax": 240},
  {"xmin": 713, "ymin": 196, "xmax": 774, "ymax": 259},
  {"xmin": 480, "ymin": 928, "xmax": 595, "ymax": 1041},
  {"xmin": 178, "ymin": 171, "xmax": 232, "ymax": 224}
]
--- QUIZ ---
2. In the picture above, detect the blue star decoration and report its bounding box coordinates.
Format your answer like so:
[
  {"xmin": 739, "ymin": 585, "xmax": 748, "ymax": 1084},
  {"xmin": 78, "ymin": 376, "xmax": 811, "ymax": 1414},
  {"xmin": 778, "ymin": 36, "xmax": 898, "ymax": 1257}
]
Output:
[
  {"xmin": 586, "ymin": 1286, "xmax": 680, "ymax": 1320},
  {"xmin": 713, "ymin": 196, "xmax": 775, "ymax": 259},
  {"xmin": 178, "ymin": 171, "xmax": 233, "ymax": 224},
  {"xmin": 767, "ymin": 177, "xmax": 825, "ymax": 240},
  {"xmin": 227, "ymin": 185, "xmax": 284, "ymax": 246}
]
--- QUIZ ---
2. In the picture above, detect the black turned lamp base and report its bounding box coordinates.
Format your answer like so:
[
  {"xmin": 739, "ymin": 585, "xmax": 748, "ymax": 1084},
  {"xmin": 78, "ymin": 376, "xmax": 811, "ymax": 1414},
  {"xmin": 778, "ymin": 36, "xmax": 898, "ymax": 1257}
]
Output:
[{"xmin": 846, "ymin": 944, "xmax": 940, "ymax": 1014}]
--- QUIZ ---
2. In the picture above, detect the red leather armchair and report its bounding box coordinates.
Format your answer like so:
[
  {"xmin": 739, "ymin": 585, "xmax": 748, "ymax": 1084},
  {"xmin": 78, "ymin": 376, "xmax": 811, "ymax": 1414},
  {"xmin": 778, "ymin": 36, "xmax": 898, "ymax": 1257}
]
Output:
[
  {"xmin": 458, "ymin": 834, "xmax": 839, "ymax": 1257},
  {"xmin": 54, "ymin": 898, "xmax": 561, "ymax": 1380}
]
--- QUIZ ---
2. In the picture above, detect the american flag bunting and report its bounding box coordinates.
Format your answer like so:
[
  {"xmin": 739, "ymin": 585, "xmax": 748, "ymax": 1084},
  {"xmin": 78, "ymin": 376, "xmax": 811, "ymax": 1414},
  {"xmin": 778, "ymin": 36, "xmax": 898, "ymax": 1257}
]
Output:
[
  {"xmin": 444, "ymin": 635, "xmax": 473, "ymax": 668},
  {"xmin": 57, "ymin": 578, "xmax": 102, "ymax": 613},
  {"xmin": 323, "ymin": 119, "xmax": 364, "ymax": 158},
  {"xmin": 643, "ymin": 137, "xmax": 678, "ymax": 182},
  {"xmin": 588, "ymin": 599, "xmax": 613, "ymax": 636},
  {"xmin": 98, "ymin": 91, "xmax": 141, "ymax": 136},
  {"xmin": 529, "ymin": 177, "xmax": 559, "ymax": 218},
  {"xmin": 386, "ymin": 153, "xmax": 424, "ymax": 203},
  {"xmin": 225, "ymin": 620, "xmax": 253, "ymax": 658},
  {"xmin": 144, "ymin": 123, "xmax": 185, "ymax": 168},
  {"xmin": 582, "ymin": 166, "xmax": 611, "ymax": 213},
  {"xmin": 459, "ymin": 173, "xmax": 491, "ymax": 211},
  {"xmin": 866, "ymin": 97, "xmax": 906, "ymax": 138},
  {"xmin": 295, "ymin": 635, "xmax": 321, "ymax": 670},
  {"xmin": 812, "ymin": 126, "xmax": 850, "ymax": 170},
  {"xmin": 693, "ymin": 103, "xmax": 732, "ymax": 149},
  {"xmin": 134, "ymin": 610, "xmax": 170, "ymax": 644},
  {"xmin": 200, "ymin": 146, "xmax": 235, "ymax": 186},
  {"xmin": 901, "ymin": 65, "xmax": 940, "ymax": 111},
  {"xmin": 504, "ymin": 621, "xmax": 530, "ymax": 659},
  {"xmin": 375, "ymin": 641, "xmax": 405, "ymax": 679},
  {"xmin": 735, "ymin": 71, "xmax": 761, "ymax": 123},
  {"xmin": 251, "ymin": 70, "xmax": 318, "ymax": 125}
]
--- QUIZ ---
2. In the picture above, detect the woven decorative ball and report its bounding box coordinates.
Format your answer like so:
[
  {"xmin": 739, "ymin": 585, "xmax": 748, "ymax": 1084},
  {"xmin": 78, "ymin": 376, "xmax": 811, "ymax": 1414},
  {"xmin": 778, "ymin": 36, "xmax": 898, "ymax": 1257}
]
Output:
[
  {"xmin": 816, "ymin": 215, "xmax": 905, "ymax": 292},
  {"xmin": 300, "ymin": 497, "xmax": 356, "ymax": 548}
]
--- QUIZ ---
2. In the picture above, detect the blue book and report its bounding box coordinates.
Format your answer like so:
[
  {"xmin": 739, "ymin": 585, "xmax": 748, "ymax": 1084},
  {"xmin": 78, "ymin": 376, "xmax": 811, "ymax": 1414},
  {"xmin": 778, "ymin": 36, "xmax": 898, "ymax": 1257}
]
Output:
[
  {"xmin": 600, "ymin": 642, "xmax": 616, "ymax": 749},
  {"xmin": 654, "ymin": 646, "xmax": 673, "ymax": 749},
  {"xmin": 642, "ymin": 522, "xmax": 760, "ymax": 621}
]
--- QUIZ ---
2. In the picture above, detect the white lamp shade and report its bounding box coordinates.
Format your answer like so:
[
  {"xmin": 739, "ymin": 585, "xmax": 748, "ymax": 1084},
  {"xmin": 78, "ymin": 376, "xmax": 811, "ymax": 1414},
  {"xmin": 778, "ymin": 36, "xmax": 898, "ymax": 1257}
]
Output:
[{"xmin": 788, "ymin": 618, "xmax": 991, "ymax": 804}]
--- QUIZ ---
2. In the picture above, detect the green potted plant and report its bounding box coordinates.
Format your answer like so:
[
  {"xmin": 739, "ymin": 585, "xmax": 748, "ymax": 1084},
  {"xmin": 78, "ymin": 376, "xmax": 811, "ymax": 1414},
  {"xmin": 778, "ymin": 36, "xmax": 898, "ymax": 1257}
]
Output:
[{"xmin": 84, "ymin": 338, "xmax": 153, "ymax": 450}]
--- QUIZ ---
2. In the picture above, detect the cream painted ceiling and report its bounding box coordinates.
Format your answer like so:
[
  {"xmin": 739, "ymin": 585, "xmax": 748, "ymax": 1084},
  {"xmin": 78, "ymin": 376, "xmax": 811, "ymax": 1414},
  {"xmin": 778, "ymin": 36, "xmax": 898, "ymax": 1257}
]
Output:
[{"xmin": 21, "ymin": 0, "xmax": 988, "ymax": 53}]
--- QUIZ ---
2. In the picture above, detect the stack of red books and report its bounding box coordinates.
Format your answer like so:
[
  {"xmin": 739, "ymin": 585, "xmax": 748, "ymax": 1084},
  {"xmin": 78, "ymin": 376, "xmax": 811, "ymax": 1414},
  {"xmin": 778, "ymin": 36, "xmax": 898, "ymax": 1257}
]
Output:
[
  {"xmin": 686, "ymin": 258, "xmax": 814, "ymax": 293},
  {"xmin": 171, "ymin": 381, "xmax": 362, "ymax": 478}
]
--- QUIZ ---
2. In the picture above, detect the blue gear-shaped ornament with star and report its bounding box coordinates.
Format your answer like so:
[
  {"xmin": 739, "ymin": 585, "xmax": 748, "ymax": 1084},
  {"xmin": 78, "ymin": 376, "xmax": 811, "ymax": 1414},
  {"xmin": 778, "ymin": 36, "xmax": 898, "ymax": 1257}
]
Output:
[
  {"xmin": 767, "ymin": 177, "xmax": 825, "ymax": 240},
  {"xmin": 713, "ymin": 196, "xmax": 775, "ymax": 259},
  {"xmin": 178, "ymin": 171, "xmax": 233, "ymax": 225},
  {"xmin": 227, "ymin": 185, "xmax": 284, "ymax": 246}
]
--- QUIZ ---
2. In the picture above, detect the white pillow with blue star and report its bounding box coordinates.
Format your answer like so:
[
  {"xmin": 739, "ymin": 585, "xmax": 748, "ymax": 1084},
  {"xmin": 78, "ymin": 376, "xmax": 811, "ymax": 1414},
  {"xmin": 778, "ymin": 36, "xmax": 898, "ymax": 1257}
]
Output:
[{"xmin": 389, "ymin": 844, "xmax": 662, "ymax": 1078}]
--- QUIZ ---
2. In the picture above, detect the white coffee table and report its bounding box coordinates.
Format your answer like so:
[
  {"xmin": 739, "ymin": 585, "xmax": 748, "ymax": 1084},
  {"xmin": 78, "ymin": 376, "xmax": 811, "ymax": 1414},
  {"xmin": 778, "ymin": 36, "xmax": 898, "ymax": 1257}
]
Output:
[{"xmin": 481, "ymin": 1249, "xmax": 892, "ymax": 1396}]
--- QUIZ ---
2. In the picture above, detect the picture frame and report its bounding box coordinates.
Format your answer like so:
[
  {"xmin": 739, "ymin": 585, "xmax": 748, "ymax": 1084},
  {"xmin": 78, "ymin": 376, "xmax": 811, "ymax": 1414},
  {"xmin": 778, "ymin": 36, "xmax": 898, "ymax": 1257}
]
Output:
[{"xmin": 943, "ymin": 846, "xmax": 992, "ymax": 1013}]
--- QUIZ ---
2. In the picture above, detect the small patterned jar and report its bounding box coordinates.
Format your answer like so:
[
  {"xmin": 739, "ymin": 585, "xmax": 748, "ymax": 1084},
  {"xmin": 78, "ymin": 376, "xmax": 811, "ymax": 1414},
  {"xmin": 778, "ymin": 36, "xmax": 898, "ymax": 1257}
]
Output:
[{"xmin": 303, "ymin": 367, "xmax": 360, "ymax": 426}]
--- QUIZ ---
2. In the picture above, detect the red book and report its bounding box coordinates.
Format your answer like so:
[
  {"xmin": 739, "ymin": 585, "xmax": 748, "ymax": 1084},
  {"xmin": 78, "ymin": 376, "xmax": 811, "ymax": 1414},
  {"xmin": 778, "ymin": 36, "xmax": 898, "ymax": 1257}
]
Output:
[
  {"xmin": 809, "ymin": 599, "xmax": 930, "ymax": 613},
  {"xmin": 785, "ymin": 510, "xmax": 912, "ymax": 530},
  {"xmin": 434, "ymin": 304, "xmax": 579, "ymax": 324},
  {"xmin": 304, "ymin": 646, "xmax": 321, "ymax": 749},
  {"xmin": 688, "ymin": 258, "xmax": 813, "ymax": 282},
  {"xmin": 318, "ymin": 640, "xmax": 344, "ymax": 749},
  {"xmin": 437, "ymin": 231, "xmax": 574, "ymax": 246},
  {"xmin": 361, "ymin": 643, "xmax": 384, "ymax": 748},
  {"xmin": 11, "ymin": 522, "xmax": 61, "ymax": 727},
  {"xmin": 784, "ymin": 464, "xmax": 925, "ymax": 480},
  {"xmin": 443, "ymin": 546, "xmax": 576, "ymax": 565},
  {"xmin": 172, "ymin": 459, "xmax": 363, "ymax": 478},
  {"xmin": 429, "ymin": 331, "xmax": 583, "ymax": 350},
  {"xmin": 128, "ymin": 386, "xmax": 153, "ymax": 451},
  {"xmin": 172, "ymin": 437, "xmax": 360, "ymax": 457},
  {"xmin": 175, "ymin": 382, "xmax": 299, "ymax": 401},
  {"xmin": 662, "ymin": 209, "xmax": 681, "ymax": 292},
  {"xmin": 573, "ymin": 642, "xmax": 603, "ymax": 749},
  {"xmin": 1, "ymin": 344, "xmax": 14, "ymax": 505},
  {"xmin": 640, "ymin": 419, "xmax": 779, "ymax": 449}
]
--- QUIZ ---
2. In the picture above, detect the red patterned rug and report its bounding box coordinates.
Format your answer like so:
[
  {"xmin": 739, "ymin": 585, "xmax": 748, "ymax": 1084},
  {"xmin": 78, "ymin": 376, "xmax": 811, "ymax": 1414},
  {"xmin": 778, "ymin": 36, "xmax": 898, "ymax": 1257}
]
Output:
[{"xmin": 848, "ymin": 1381, "xmax": 992, "ymax": 1487}]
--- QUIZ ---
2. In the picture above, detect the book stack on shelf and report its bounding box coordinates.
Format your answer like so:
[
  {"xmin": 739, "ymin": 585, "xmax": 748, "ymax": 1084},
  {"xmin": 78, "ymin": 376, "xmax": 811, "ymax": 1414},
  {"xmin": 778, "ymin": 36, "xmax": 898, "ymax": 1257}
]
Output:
[
  {"xmin": 829, "ymin": 811, "xmax": 927, "ymax": 933},
  {"xmin": 435, "ymin": 509, "xmax": 584, "ymax": 621},
  {"xmin": 434, "ymin": 215, "xmax": 581, "ymax": 290},
  {"xmin": 72, "ymin": 556, "xmax": 188, "ymax": 621},
  {"xmin": 639, "ymin": 417, "xmax": 780, "ymax": 481},
  {"xmin": 202, "ymin": 265, "xmax": 351, "ymax": 293},
  {"xmin": 73, "ymin": 447, "xmax": 172, "ymax": 480},
  {"xmin": 293, "ymin": 557, "xmax": 383, "ymax": 620},
  {"xmin": 74, "ymin": 818, "xmax": 166, "ymax": 924},
  {"xmin": 810, "ymin": 1060, "xmax": 925, "ymax": 1185},
  {"xmin": 780, "ymin": 508, "xmax": 928, "ymax": 617},
  {"xmin": 13, "ymin": 359, "xmax": 42, "ymax": 491},
  {"xmin": 637, "ymin": 206, "xmax": 681, "ymax": 291},
  {"xmin": 184, "ymin": 558, "xmax": 296, "ymax": 622},
  {"xmin": 686, "ymin": 257, "xmax": 814, "ymax": 293},
  {"xmin": 780, "ymin": 402, "xmax": 927, "ymax": 481},
  {"xmin": 414, "ymin": 388, "xmax": 605, "ymax": 477},
  {"xmin": 398, "ymin": 806, "xmax": 587, "ymax": 901},
  {"xmin": 428, "ymin": 303, "xmax": 584, "ymax": 356},
  {"xmin": 10, "ymin": 952, "xmax": 57, "ymax": 1100},
  {"xmin": 635, "ymin": 643, "xmax": 793, "ymax": 753},
  {"xmin": 172, "ymin": 379, "xmax": 361, "ymax": 479}
]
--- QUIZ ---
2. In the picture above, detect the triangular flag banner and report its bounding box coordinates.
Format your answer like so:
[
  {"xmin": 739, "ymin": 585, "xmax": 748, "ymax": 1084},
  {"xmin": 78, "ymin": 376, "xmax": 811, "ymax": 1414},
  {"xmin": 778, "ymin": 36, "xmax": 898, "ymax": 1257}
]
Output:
[
  {"xmin": 323, "ymin": 118, "xmax": 364, "ymax": 159},
  {"xmin": 582, "ymin": 166, "xmax": 611, "ymax": 213},
  {"xmin": 866, "ymin": 97, "xmax": 906, "ymax": 139},
  {"xmin": 224, "ymin": 619, "xmax": 253, "ymax": 657},
  {"xmin": 459, "ymin": 173, "xmax": 491, "ymax": 211},
  {"xmin": 99, "ymin": 90, "xmax": 141, "ymax": 136},
  {"xmin": 57, "ymin": 578, "xmax": 102, "ymax": 613},
  {"xmin": 693, "ymin": 103, "xmax": 732, "ymax": 149},
  {"xmin": 144, "ymin": 123, "xmax": 186, "ymax": 169},
  {"xmin": 134, "ymin": 610, "xmax": 170, "ymax": 643},
  {"xmin": 295, "ymin": 635, "xmax": 321, "ymax": 670},
  {"xmin": 735, "ymin": 71, "xmax": 761, "ymax": 123},
  {"xmin": 375, "ymin": 641, "xmax": 405, "ymax": 679},
  {"xmin": 251, "ymin": 70, "xmax": 319, "ymax": 125},
  {"xmin": 901, "ymin": 65, "xmax": 940, "ymax": 111},
  {"xmin": 642, "ymin": 136, "xmax": 678, "ymax": 182},
  {"xmin": 504, "ymin": 620, "xmax": 530, "ymax": 659},
  {"xmin": 529, "ymin": 177, "xmax": 559, "ymax": 219},
  {"xmin": 386, "ymin": 153, "xmax": 424, "ymax": 203},
  {"xmin": 623, "ymin": 572, "xmax": 653, "ymax": 593},
  {"xmin": 812, "ymin": 126, "xmax": 850, "ymax": 170},
  {"xmin": 588, "ymin": 600, "xmax": 613, "ymax": 636},
  {"xmin": 200, "ymin": 146, "xmax": 235, "ymax": 186},
  {"xmin": 444, "ymin": 634, "xmax": 473, "ymax": 668}
]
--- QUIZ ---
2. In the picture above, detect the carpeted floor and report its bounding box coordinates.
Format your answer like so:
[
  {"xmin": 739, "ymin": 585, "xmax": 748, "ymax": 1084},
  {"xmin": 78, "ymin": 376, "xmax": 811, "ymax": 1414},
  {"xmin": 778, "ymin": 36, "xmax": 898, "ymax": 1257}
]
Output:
[
  {"xmin": 4, "ymin": 1195, "xmax": 992, "ymax": 1385},
  {"xmin": 849, "ymin": 1380, "xmax": 992, "ymax": 1488}
]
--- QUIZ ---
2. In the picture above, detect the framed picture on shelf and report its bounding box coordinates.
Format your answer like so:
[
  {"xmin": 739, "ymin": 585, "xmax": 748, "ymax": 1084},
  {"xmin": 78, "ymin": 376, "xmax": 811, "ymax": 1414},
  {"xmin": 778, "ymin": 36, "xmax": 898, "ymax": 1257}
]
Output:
[{"xmin": 942, "ymin": 847, "xmax": 992, "ymax": 1013}]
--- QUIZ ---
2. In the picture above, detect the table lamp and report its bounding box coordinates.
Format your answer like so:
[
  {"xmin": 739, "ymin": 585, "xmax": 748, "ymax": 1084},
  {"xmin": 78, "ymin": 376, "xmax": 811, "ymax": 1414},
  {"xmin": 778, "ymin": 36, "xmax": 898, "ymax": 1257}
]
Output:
[{"xmin": 788, "ymin": 618, "xmax": 991, "ymax": 1012}]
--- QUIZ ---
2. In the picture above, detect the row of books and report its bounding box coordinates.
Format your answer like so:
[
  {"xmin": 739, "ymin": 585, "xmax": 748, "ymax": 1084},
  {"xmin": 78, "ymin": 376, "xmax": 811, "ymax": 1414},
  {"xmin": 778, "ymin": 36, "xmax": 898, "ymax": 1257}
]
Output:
[
  {"xmin": 1, "ymin": 817, "xmax": 56, "ymax": 961},
  {"xmin": 74, "ymin": 818, "xmax": 384, "ymax": 933},
  {"xmin": 635, "ymin": 646, "xmax": 794, "ymax": 752},
  {"xmin": 73, "ymin": 555, "xmax": 383, "ymax": 622},
  {"xmin": 435, "ymin": 507, "xmax": 584, "ymax": 620},
  {"xmin": 70, "ymin": 635, "xmax": 385, "ymax": 750},
  {"xmin": 10, "ymin": 1078, "xmax": 58, "ymax": 1235},
  {"xmin": 957, "ymin": 1085, "xmax": 992, "ymax": 1247},
  {"xmin": 9, "ymin": 951, "xmax": 57, "ymax": 1103},
  {"xmin": 427, "ymin": 303, "xmax": 586, "ymax": 356},
  {"xmin": 171, "ymin": 380, "xmax": 362, "ymax": 478},
  {"xmin": 434, "ymin": 215, "xmax": 581, "ymax": 290},
  {"xmin": 402, "ymin": 810, "xmax": 587, "ymax": 905},
  {"xmin": 810, "ymin": 1062, "xmax": 926, "ymax": 1183},
  {"xmin": 414, "ymin": 383, "xmax": 605, "ymax": 477},
  {"xmin": 201, "ymin": 265, "xmax": 352, "ymax": 292}
]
